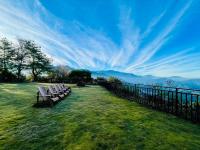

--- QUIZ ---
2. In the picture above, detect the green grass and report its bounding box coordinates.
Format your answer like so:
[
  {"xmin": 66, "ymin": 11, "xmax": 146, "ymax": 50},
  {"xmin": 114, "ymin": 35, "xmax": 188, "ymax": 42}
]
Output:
[{"xmin": 0, "ymin": 83, "xmax": 200, "ymax": 150}]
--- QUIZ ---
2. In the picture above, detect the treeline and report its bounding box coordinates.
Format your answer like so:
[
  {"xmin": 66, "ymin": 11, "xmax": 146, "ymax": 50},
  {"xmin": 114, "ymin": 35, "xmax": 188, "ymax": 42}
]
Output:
[
  {"xmin": 47, "ymin": 67, "xmax": 93, "ymax": 85},
  {"xmin": 0, "ymin": 37, "xmax": 52, "ymax": 82},
  {"xmin": 0, "ymin": 37, "xmax": 93, "ymax": 83}
]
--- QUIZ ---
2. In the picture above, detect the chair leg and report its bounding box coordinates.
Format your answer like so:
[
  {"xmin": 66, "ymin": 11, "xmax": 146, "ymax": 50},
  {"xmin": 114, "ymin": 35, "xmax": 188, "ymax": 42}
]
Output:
[
  {"xmin": 49, "ymin": 99, "xmax": 54, "ymax": 107},
  {"xmin": 37, "ymin": 92, "xmax": 39, "ymax": 104}
]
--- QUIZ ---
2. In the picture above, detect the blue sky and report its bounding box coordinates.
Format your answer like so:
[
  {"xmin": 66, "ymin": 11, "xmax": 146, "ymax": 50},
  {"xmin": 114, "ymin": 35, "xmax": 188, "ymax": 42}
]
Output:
[{"xmin": 0, "ymin": 0, "xmax": 200, "ymax": 78}]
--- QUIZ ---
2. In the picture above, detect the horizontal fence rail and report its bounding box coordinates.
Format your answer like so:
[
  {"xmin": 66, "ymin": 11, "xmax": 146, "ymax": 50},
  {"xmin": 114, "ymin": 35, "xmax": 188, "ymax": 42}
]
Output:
[{"xmin": 100, "ymin": 82, "xmax": 200, "ymax": 123}]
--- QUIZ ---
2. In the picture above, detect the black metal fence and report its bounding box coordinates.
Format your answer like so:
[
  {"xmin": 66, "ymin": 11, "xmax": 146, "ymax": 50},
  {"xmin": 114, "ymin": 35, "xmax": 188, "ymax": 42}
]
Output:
[{"xmin": 100, "ymin": 82, "xmax": 200, "ymax": 123}]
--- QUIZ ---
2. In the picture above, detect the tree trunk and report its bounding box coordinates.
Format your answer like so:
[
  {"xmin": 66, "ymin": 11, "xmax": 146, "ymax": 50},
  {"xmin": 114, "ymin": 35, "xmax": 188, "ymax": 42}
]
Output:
[
  {"xmin": 32, "ymin": 68, "xmax": 37, "ymax": 81},
  {"xmin": 17, "ymin": 65, "xmax": 21, "ymax": 80}
]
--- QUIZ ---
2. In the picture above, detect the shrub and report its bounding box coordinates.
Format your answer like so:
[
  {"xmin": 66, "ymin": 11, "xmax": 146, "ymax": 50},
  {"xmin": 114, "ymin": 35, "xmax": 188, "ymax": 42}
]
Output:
[
  {"xmin": 96, "ymin": 77, "xmax": 108, "ymax": 86},
  {"xmin": 0, "ymin": 70, "xmax": 17, "ymax": 82},
  {"xmin": 108, "ymin": 77, "xmax": 122, "ymax": 87},
  {"xmin": 77, "ymin": 81, "xmax": 86, "ymax": 87},
  {"xmin": 68, "ymin": 70, "xmax": 92, "ymax": 83},
  {"xmin": 47, "ymin": 66, "xmax": 71, "ymax": 83}
]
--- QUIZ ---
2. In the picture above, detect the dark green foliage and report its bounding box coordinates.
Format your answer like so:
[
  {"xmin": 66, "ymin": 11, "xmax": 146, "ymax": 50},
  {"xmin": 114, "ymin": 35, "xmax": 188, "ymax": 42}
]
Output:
[
  {"xmin": 13, "ymin": 39, "xmax": 29, "ymax": 80},
  {"xmin": 77, "ymin": 81, "xmax": 86, "ymax": 87},
  {"xmin": 0, "ymin": 38, "xmax": 17, "ymax": 82},
  {"xmin": 108, "ymin": 77, "xmax": 122, "ymax": 86},
  {"xmin": 68, "ymin": 70, "xmax": 92, "ymax": 83},
  {"xmin": 0, "ymin": 69, "xmax": 17, "ymax": 82},
  {"xmin": 0, "ymin": 37, "xmax": 52, "ymax": 82},
  {"xmin": 25, "ymin": 40, "xmax": 52, "ymax": 81},
  {"xmin": 96, "ymin": 77, "xmax": 108, "ymax": 86},
  {"xmin": 47, "ymin": 65, "xmax": 71, "ymax": 83},
  {"xmin": 0, "ymin": 37, "xmax": 15, "ymax": 71},
  {"xmin": 97, "ymin": 77, "xmax": 122, "ymax": 91}
]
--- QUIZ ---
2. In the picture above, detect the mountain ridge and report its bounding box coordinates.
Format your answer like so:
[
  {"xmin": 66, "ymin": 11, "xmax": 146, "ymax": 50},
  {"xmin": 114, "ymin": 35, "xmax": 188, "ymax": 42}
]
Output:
[{"xmin": 91, "ymin": 70, "xmax": 200, "ymax": 89}]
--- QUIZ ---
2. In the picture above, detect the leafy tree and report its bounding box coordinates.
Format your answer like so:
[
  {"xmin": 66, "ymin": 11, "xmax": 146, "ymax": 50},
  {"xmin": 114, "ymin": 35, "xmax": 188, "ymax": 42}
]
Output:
[
  {"xmin": 25, "ymin": 40, "xmax": 51, "ymax": 81},
  {"xmin": 68, "ymin": 70, "xmax": 92, "ymax": 83},
  {"xmin": 0, "ymin": 37, "xmax": 15, "ymax": 71},
  {"xmin": 13, "ymin": 39, "xmax": 29, "ymax": 80},
  {"xmin": 0, "ymin": 38, "xmax": 17, "ymax": 82},
  {"xmin": 47, "ymin": 65, "xmax": 71, "ymax": 83}
]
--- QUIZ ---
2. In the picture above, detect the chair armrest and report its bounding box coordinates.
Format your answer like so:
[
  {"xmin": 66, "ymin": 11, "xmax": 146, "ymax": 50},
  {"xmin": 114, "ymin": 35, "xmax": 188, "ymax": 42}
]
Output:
[
  {"xmin": 51, "ymin": 92, "xmax": 58, "ymax": 95},
  {"xmin": 38, "ymin": 95, "xmax": 51, "ymax": 97}
]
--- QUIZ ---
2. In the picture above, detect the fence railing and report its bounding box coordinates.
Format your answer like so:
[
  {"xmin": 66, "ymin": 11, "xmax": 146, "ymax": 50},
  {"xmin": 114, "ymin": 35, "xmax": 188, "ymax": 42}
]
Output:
[{"xmin": 100, "ymin": 82, "xmax": 200, "ymax": 123}]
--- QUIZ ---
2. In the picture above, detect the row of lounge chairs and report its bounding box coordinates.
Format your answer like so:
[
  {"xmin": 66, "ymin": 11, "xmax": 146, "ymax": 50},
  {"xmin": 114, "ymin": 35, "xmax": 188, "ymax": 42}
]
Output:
[{"xmin": 36, "ymin": 84, "xmax": 71, "ymax": 107}]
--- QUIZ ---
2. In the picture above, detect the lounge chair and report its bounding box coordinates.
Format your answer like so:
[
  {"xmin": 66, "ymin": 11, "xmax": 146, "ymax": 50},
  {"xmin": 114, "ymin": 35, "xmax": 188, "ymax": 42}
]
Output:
[
  {"xmin": 60, "ymin": 84, "xmax": 71, "ymax": 93},
  {"xmin": 54, "ymin": 85, "xmax": 68, "ymax": 96},
  {"xmin": 37, "ymin": 86, "xmax": 59, "ymax": 106},
  {"xmin": 48, "ymin": 85, "xmax": 64, "ymax": 100},
  {"xmin": 58, "ymin": 84, "xmax": 70, "ymax": 95},
  {"xmin": 57, "ymin": 84, "xmax": 69, "ymax": 96}
]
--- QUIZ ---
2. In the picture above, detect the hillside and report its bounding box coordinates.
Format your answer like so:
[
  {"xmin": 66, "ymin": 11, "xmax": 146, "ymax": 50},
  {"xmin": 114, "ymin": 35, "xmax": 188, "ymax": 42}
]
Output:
[
  {"xmin": 92, "ymin": 70, "xmax": 200, "ymax": 89},
  {"xmin": 0, "ymin": 83, "xmax": 200, "ymax": 149}
]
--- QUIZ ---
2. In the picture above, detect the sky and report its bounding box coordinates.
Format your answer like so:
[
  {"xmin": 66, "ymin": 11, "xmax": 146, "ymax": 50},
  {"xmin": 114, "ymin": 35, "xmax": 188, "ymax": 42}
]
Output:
[{"xmin": 0, "ymin": 0, "xmax": 200, "ymax": 78}]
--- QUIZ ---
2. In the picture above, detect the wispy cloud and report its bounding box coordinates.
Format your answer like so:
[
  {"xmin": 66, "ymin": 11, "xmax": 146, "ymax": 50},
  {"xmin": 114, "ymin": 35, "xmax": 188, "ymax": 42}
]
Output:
[
  {"xmin": 0, "ymin": 0, "xmax": 118, "ymax": 70},
  {"xmin": 125, "ymin": 1, "xmax": 194, "ymax": 72},
  {"xmin": 111, "ymin": 7, "xmax": 140, "ymax": 67},
  {"xmin": 132, "ymin": 48, "xmax": 200, "ymax": 76},
  {"xmin": 0, "ymin": 0, "xmax": 199, "ymax": 78}
]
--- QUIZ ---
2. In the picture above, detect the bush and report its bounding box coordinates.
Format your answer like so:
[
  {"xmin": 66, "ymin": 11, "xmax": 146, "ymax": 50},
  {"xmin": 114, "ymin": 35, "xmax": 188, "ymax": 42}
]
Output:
[
  {"xmin": 77, "ymin": 81, "xmax": 86, "ymax": 87},
  {"xmin": 108, "ymin": 77, "xmax": 122, "ymax": 87},
  {"xmin": 17, "ymin": 75, "xmax": 26, "ymax": 82},
  {"xmin": 47, "ymin": 66, "xmax": 71, "ymax": 83},
  {"xmin": 68, "ymin": 70, "xmax": 92, "ymax": 83},
  {"xmin": 96, "ymin": 77, "xmax": 108, "ymax": 86},
  {"xmin": 96, "ymin": 77, "xmax": 123, "ymax": 91},
  {"xmin": 0, "ymin": 70, "xmax": 18, "ymax": 82}
]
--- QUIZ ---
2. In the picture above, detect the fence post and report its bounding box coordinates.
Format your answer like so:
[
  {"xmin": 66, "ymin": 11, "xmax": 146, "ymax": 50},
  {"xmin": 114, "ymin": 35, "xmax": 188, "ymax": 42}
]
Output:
[
  {"xmin": 175, "ymin": 88, "xmax": 178, "ymax": 115},
  {"xmin": 197, "ymin": 96, "xmax": 199, "ymax": 122},
  {"xmin": 134, "ymin": 84, "xmax": 137, "ymax": 98}
]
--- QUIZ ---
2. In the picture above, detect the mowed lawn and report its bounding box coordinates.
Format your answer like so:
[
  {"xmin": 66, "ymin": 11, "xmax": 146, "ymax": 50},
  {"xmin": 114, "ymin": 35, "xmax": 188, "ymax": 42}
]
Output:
[{"xmin": 0, "ymin": 83, "xmax": 200, "ymax": 150}]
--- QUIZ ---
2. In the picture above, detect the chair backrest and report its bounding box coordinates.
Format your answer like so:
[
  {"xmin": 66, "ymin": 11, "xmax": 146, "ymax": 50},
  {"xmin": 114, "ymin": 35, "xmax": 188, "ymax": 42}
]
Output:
[
  {"xmin": 54, "ymin": 85, "xmax": 61, "ymax": 92},
  {"xmin": 58, "ymin": 84, "xmax": 64, "ymax": 90},
  {"xmin": 49, "ymin": 85, "xmax": 56, "ymax": 94},
  {"xmin": 62, "ymin": 84, "xmax": 69, "ymax": 90},
  {"xmin": 62, "ymin": 84, "xmax": 66, "ymax": 88},
  {"xmin": 38, "ymin": 86, "xmax": 48, "ymax": 101}
]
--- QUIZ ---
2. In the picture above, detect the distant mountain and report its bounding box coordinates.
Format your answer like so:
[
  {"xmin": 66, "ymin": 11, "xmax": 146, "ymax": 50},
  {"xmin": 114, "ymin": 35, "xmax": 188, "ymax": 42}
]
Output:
[
  {"xmin": 92, "ymin": 70, "xmax": 200, "ymax": 89},
  {"xmin": 53, "ymin": 65, "xmax": 73, "ymax": 73},
  {"xmin": 92, "ymin": 70, "xmax": 138, "ymax": 80}
]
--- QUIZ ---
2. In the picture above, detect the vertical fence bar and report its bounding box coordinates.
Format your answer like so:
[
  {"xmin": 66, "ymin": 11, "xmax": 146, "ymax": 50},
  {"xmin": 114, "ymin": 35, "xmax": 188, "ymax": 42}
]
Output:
[
  {"xmin": 197, "ymin": 95, "xmax": 199, "ymax": 122},
  {"xmin": 134, "ymin": 84, "xmax": 137, "ymax": 98},
  {"xmin": 175, "ymin": 88, "xmax": 178, "ymax": 115},
  {"xmin": 161, "ymin": 90, "xmax": 163, "ymax": 110},
  {"xmin": 181, "ymin": 93, "xmax": 183, "ymax": 117},
  {"xmin": 191, "ymin": 94, "xmax": 193, "ymax": 121},
  {"xmin": 154, "ymin": 89, "xmax": 156, "ymax": 109},
  {"xmin": 167, "ymin": 91, "xmax": 170, "ymax": 112},
  {"xmin": 164, "ymin": 90, "xmax": 166, "ymax": 111},
  {"xmin": 156, "ymin": 89, "xmax": 158, "ymax": 109},
  {"xmin": 186, "ymin": 93, "xmax": 188, "ymax": 120},
  {"xmin": 146, "ymin": 87, "xmax": 148, "ymax": 105},
  {"xmin": 172, "ymin": 91, "xmax": 174, "ymax": 114}
]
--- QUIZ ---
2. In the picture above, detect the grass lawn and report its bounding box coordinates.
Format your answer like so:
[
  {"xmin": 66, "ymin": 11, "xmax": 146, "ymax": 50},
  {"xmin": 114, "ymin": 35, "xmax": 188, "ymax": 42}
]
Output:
[{"xmin": 0, "ymin": 83, "xmax": 200, "ymax": 150}]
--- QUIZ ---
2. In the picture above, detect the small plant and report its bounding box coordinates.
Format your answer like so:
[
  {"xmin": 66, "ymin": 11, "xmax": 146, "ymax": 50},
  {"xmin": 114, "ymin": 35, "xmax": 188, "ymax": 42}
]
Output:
[
  {"xmin": 108, "ymin": 77, "xmax": 122, "ymax": 87},
  {"xmin": 96, "ymin": 77, "xmax": 108, "ymax": 86}
]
